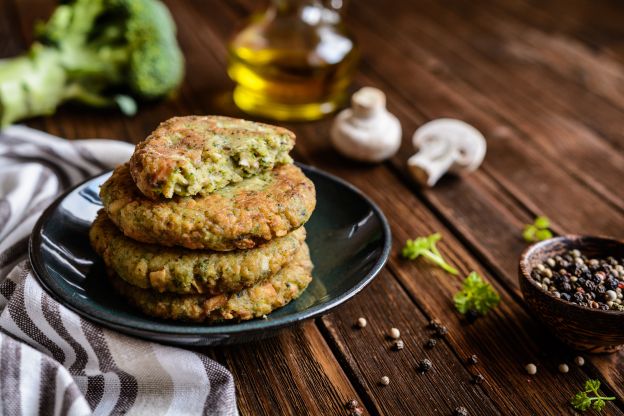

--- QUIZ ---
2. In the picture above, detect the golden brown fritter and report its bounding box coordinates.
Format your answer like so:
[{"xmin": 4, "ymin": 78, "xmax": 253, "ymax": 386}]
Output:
[
  {"xmin": 100, "ymin": 163, "xmax": 315, "ymax": 251},
  {"xmin": 90, "ymin": 210, "xmax": 306, "ymax": 295},
  {"xmin": 107, "ymin": 244, "xmax": 313, "ymax": 322},
  {"xmin": 130, "ymin": 115, "xmax": 295, "ymax": 199}
]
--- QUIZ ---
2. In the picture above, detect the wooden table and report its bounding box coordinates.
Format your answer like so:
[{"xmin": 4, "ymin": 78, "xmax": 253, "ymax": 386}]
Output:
[{"xmin": 2, "ymin": 0, "xmax": 623, "ymax": 414}]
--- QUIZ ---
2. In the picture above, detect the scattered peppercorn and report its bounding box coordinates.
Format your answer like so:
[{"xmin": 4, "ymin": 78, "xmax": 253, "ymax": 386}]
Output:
[
  {"xmin": 454, "ymin": 406, "xmax": 469, "ymax": 416},
  {"xmin": 346, "ymin": 399, "xmax": 359, "ymax": 410},
  {"xmin": 425, "ymin": 338, "xmax": 437, "ymax": 349},
  {"xmin": 428, "ymin": 319, "xmax": 442, "ymax": 330},
  {"xmin": 393, "ymin": 340, "xmax": 404, "ymax": 351},
  {"xmin": 529, "ymin": 250, "xmax": 624, "ymax": 311},
  {"xmin": 473, "ymin": 374, "xmax": 485, "ymax": 384},
  {"xmin": 389, "ymin": 327, "xmax": 400, "ymax": 339},
  {"xmin": 558, "ymin": 363, "xmax": 569, "ymax": 374},
  {"xmin": 436, "ymin": 326, "xmax": 449, "ymax": 337},
  {"xmin": 418, "ymin": 358, "xmax": 433, "ymax": 373},
  {"xmin": 465, "ymin": 309, "xmax": 479, "ymax": 323},
  {"xmin": 356, "ymin": 317, "xmax": 367, "ymax": 328},
  {"xmin": 467, "ymin": 354, "xmax": 478, "ymax": 365},
  {"xmin": 380, "ymin": 376, "xmax": 390, "ymax": 386},
  {"xmin": 574, "ymin": 356, "xmax": 585, "ymax": 367},
  {"xmin": 525, "ymin": 363, "xmax": 537, "ymax": 375},
  {"xmin": 350, "ymin": 408, "xmax": 364, "ymax": 416}
]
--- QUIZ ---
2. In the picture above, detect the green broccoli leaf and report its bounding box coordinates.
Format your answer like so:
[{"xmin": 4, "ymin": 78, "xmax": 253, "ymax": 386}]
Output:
[
  {"xmin": 402, "ymin": 233, "xmax": 458, "ymax": 275},
  {"xmin": 453, "ymin": 272, "xmax": 500, "ymax": 316}
]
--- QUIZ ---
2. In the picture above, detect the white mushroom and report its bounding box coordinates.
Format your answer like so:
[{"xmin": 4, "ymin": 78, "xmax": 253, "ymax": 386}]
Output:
[
  {"xmin": 407, "ymin": 118, "xmax": 486, "ymax": 187},
  {"xmin": 330, "ymin": 87, "xmax": 402, "ymax": 163}
]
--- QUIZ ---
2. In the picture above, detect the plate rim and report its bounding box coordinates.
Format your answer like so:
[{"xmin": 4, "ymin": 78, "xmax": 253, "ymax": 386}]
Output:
[{"xmin": 29, "ymin": 163, "xmax": 392, "ymax": 339}]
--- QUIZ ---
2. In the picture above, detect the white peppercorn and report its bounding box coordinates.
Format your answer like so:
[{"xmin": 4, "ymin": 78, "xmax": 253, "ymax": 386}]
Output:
[{"xmin": 389, "ymin": 327, "xmax": 400, "ymax": 339}]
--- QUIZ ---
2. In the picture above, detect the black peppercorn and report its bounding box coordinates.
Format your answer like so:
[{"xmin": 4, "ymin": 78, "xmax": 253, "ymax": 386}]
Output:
[
  {"xmin": 425, "ymin": 338, "xmax": 437, "ymax": 349},
  {"xmin": 454, "ymin": 406, "xmax": 468, "ymax": 416},
  {"xmin": 465, "ymin": 309, "xmax": 479, "ymax": 323},
  {"xmin": 436, "ymin": 326, "xmax": 449, "ymax": 337},
  {"xmin": 561, "ymin": 293, "xmax": 571, "ymax": 302},
  {"xmin": 606, "ymin": 277, "xmax": 619, "ymax": 290},
  {"xmin": 573, "ymin": 292, "xmax": 584, "ymax": 304},
  {"xmin": 584, "ymin": 280, "xmax": 596, "ymax": 292},
  {"xmin": 428, "ymin": 319, "xmax": 442, "ymax": 330},
  {"xmin": 467, "ymin": 354, "xmax": 478, "ymax": 365},
  {"xmin": 473, "ymin": 374, "xmax": 485, "ymax": 384},
  {"xmin": 418, "ymin": 358, "xmax": 432, "ymax": 373},
  {"xmin": 346, "ymin": 400, "xmax": 359, "ymax": 410},
  {"xmin": 561, "ymin": 282, "xmax": 572, "ymax": 293}
]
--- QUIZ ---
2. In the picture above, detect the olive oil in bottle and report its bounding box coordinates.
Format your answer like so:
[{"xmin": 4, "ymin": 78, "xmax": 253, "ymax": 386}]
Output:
[{"xmin": 228, "ymin": 0, "xmax": 359, "ymax": 121}]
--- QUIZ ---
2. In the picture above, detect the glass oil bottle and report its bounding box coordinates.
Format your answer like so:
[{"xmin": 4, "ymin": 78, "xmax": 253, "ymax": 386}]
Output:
[{"xmin": 228, "ymin": 0, "xmax": 359, "ymax": 121}]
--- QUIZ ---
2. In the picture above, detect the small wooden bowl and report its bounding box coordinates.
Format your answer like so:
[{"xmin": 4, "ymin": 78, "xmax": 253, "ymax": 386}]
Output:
[{"xmin": 519, "ymin": 235, "xmax": 624, "ymax": 354}]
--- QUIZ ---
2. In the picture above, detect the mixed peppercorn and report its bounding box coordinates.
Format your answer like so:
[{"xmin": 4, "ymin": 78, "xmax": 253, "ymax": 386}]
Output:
[{"xmin": 529, "ymin": 249, "xmax": 624, "ymax": 311}]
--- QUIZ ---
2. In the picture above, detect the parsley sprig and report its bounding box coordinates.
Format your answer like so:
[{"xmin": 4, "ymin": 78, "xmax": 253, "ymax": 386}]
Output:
[
  {"xmin": 402, "ymin": 234, "xmax": 500, "ymax": 317},
  {"xmin": 571, "ymin": 379, "xmax": 615, "ymax": 412},
  {"xmin": 522, "ymin": 216, "xmax": 553, "ymax": 242},
  {"xmin": 454, "ymin": 272, "xmax": 500, "ymax": 315},
  {"xmin": 402, "ymin": 233, "xmax": 458, "ymax": 275}
]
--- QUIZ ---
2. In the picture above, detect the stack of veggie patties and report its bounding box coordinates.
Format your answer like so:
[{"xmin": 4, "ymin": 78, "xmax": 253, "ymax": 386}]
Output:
[{"xmin": 90, "ymin": 116, "xmax": 316, "ymax": 322}]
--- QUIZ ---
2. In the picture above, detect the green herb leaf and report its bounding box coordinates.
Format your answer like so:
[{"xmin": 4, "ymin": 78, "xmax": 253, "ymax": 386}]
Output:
[
  {"xmin": 585, "ymin": 379, "xmax": 601, "ymax": 392},
  {"xmin": 534, "ymin": 229, "xmax": 553, "ymax": 241},
  {"xmin": 571, "ymin": 392, "xmax": 592, "ymax": 411},
  {"xmin": 593, "ymin": 399, "xmax": 606, "ymax": 412},
  {"xmin": 402, "ymin": 233, "xmax": 458, "ymax": 275},
  {"xmin": 522, "ymin": 216, "xmax": 553, "ymax": 243},
  {"xmin": 453, "ymin": 272, "xmax": 500, "ymax": 315},
  {"xmin": 533, "ymin": 215, "xmax": 550, "ymax": 229},
  {"xmin": 571, "ymin": 379, "xmax": 615, "ymax": 413}
]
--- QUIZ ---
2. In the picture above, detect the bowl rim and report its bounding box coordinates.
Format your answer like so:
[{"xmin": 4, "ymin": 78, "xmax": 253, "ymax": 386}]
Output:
[{"xmin": 519, "ymin": 234, "xmax": 624, "ymax": 317}]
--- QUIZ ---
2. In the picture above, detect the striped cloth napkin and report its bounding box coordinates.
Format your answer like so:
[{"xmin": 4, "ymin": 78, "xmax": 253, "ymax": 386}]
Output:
[{"xmin": 0, "ymin": 126, "xmax": 238, "ymax": 416}]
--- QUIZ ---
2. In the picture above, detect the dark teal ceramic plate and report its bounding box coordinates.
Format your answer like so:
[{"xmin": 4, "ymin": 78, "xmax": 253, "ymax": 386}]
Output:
[{"xmin": 29, "ymin": 164, "xmax": 391, "ymax": 346}]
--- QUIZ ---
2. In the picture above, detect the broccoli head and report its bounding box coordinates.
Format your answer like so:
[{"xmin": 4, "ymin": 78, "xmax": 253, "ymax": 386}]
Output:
[{"xmin": 0, "ymin": 0, "xmax": 184, "ymax": 126}]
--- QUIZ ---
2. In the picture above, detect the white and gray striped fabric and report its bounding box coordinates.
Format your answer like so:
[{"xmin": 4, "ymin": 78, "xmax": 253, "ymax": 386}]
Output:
[{"xmin": 0, "ymin": 126, "xmax": 238, "ymax": 416}]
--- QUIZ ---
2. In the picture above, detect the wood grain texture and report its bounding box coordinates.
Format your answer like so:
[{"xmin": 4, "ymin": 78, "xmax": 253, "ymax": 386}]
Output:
[
  {"xmin": 290, "ymin": 123, "xmax": 622, "ymax": 415},
  {"xmin": 3, "ymin": 0, "xmax": 624, "ymax": 414}
]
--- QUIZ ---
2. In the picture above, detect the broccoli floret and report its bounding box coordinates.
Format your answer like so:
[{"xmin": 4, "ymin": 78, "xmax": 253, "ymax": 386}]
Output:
[{"xmin": 0, "ymin": 0, "xmax": 184, "ymax": 127}]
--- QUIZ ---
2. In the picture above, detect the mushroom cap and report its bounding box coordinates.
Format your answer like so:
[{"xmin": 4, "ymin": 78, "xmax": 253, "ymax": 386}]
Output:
[{"xmin": 412, "ymin": 118, "xmax": 486, "ymax": 172}]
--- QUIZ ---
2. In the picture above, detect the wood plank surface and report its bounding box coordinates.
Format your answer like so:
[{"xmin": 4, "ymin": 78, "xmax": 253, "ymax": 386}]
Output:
[{"xmin": 3, "ymin": 0, "xmax": 624, "ymax": 415}]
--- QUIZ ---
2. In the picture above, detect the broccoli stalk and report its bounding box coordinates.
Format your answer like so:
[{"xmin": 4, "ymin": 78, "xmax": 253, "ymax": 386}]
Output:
[{"xmin": 0, "ymin": 0, "xmax": 184, "ymax": 127}]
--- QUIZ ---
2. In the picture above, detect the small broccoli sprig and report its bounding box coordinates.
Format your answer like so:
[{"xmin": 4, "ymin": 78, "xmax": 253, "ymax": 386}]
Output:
[
  {"xmin": 570, "ymin": 379, "xmax": 615, "ymax": 412},
  {"xmin": 402, "ymin": 233, "xmax": 458, "ymax": 275},
  {"xmin": 522, "ymin": 215, "xmax": 553, "ymax": 243},
  {"xmin": 453, "ymin": 272, "xmax": 500, "ymax": 316}
]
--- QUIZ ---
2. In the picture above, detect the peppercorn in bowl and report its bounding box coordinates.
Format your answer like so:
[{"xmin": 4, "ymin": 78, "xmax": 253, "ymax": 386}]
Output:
[{"xmin": 519, "ymin": 235, "xmax": 624, "ymax": 353}]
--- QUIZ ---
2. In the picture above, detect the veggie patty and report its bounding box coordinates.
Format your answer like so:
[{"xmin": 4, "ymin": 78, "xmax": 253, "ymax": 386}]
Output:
[
  {"xmin": 130, "ymin": 115, "xmax": 295, "ymax": 199},
  {"xmin": 90, "ymin": 210, "xmax": 306, "ymax": 295},
  {"xmin": 100, "ymin": 163, "xmax": 315, "ymax": 251},
  {"xmin": 107, "ymin": 244, "xmax": 313, "ymax": 322}
]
